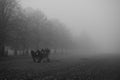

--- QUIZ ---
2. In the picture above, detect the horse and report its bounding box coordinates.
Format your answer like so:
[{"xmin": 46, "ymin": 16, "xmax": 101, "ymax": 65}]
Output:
[{"xmin": 31, "ymin": 48, "xmax": 51, "ymax": 63}]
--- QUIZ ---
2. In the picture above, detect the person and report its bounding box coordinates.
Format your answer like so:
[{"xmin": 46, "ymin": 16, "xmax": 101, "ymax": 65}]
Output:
[
  {"xmin": 36, "ymin": 49, "xmax": 42, "ymax": 63},
  {"xmin": 44, "ymin": 48, "xmax": 50, "ymax": 62},
  {"xmin": 39, "ymin": 48, "xmax": 46, "ymax": 62},
  {"xmin": 31, "ymin": 50, "xmax": 36, "ymax": 62}
]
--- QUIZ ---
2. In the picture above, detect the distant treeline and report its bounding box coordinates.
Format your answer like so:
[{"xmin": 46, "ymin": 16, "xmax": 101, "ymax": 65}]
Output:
[{"xmin": 0, "ymin": 0, "xmax": 75, "ymax": 56}]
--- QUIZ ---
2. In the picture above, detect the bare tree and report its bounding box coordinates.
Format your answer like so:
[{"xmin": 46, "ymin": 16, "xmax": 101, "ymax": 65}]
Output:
[{"xmin": 0, "ymin": 0, "xmax": 19, "ymax": 56}]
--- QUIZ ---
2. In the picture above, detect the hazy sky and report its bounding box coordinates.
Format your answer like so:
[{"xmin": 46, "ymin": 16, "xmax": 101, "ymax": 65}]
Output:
[{"xmin": 21, "ymin": 0, "xmax": 120, "ymax": 53}]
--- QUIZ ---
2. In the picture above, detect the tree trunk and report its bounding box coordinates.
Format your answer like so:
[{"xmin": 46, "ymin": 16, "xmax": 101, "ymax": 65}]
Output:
[
  {"xmin": 0, "ymin": 43, "xmax": 5, "ymax": 56},
  {"xmin": 26, "ymin": 49, "xmax": 29, "ymax": 56},
  {"xmin": 14, "ymin": 49, "xmax": 18, "ymax": 56},
  {"xmin": 5, "ymin": 48, "xmax": 8, "ymax": 56},
  {"xmin": 22, "ymin": 50, "xmax": 25, "ymax": 56}
]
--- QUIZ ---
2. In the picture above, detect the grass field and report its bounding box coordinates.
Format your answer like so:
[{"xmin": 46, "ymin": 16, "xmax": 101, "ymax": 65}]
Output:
[{"xmin": 0, "ymin": 53, "xmax": 120, "ymax": 80}]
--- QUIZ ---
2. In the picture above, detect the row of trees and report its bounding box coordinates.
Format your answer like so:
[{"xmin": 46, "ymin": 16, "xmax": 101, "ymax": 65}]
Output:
[
  {"xmin": 0, "ymin": 0, "xmax": 75, "ymax": 56},
  {"xmin": 0, "ymin": 0, "xmax": 19, "ymax": 56}
]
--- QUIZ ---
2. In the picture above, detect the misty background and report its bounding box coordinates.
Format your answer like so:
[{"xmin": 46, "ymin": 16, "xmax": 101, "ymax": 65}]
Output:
[
  {"xmin": 0, "ymin": 0, "xmax": 120, "ymax": 57},
  {"xmin": 21, "ymin": 0, "xmax": 120, "ymax": 54},
  {"xmin": 0, "ymin": 1, "xmax": 120, "ymax": 80}
]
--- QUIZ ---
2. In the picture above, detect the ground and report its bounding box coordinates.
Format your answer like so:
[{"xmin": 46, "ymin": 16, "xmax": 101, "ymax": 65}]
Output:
[{"xmin": 0, "ymin": 53, "xmax": 120, "ymax": 80}]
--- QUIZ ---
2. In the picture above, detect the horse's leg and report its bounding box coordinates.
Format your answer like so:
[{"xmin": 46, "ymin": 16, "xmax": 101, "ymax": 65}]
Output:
[
  {"xmin": 32, "ymin": 56, "xmax": 36, "ymax": 62},
  {"xmin": 46, "ymin": 57, "xmax": 50, "ymax": 62},
  {"xmin": 37, "ymin": 58, "xmax": 41, "ymax": 63},
  {"xmin": 37, "ymin": 56, "xmax": 42, "ymax": 63},
  {"xmin": 46, "ymin": 52, "xmax": 50, "ymax": 62}
]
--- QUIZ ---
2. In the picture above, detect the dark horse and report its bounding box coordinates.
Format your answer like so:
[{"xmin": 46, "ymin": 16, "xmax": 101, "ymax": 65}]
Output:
[
  {"xmin": 31, "ymin": 48, "xmax": 50, "ymax": 63},
  {"xmin": 40, "ymin": 48, "xmax": 50, "ymax": 62},
  {"xmin": 31, "ymin": 50, "xmax": 37, "ymax": 62},
  {"xmin": 31, "ymin": 50, "xmax": 41, "ymax": 62},
  {"xmin": 37, "ymin": 48, "xmax": 50, "ymax": 63}
]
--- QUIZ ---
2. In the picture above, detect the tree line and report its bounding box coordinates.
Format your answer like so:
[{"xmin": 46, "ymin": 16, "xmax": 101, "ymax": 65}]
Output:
[{"xmin": 0, "ymin": 0, "xmax": 76, "ymax": 56}]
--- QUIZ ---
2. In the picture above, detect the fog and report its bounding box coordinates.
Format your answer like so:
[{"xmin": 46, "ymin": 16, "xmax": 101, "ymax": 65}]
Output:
[{"xmin": 21, "ymin": 0, "xmax": 120, "ymax": 54}]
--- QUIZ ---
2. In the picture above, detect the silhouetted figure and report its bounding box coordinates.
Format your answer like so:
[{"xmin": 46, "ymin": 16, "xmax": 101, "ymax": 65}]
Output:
[
  {"xmin": 31, "ymin": 50, "xmax": 36, "ymax": 62},
  {"xmin": 45, "ymin": 48, "xmax": 50, "ymax": 62},
  {"xmin": 37, "ymin": 49, "xmax": 43, "ymax": 63},
  {"xmin": 31, "ymin": 48, "xmax": 51, "ymax": 63},
  {"xmin": 41, "ymin": 48, "xmax": 50, "ymax": 62},
  {"xmin": 38, "ymin": 48, "xmax": 46, "ymax": 63}
]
